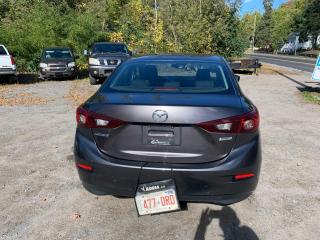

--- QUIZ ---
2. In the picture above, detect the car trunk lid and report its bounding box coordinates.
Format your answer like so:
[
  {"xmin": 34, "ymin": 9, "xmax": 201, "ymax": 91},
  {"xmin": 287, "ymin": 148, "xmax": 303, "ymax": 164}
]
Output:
[{"xmin": 89, "ymin": 93, "xmax": 243, "ymax": 164}]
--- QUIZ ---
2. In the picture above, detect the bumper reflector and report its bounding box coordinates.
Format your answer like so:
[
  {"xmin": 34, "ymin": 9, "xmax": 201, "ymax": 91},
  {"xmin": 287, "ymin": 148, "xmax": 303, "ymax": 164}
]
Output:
[
  {"xmin": 234, "ymin": 173, "xmax": 255, "ymax": 181},
  {"xmin": 77, "ymin": 163, "xmax": 93, "ymax": 171}
]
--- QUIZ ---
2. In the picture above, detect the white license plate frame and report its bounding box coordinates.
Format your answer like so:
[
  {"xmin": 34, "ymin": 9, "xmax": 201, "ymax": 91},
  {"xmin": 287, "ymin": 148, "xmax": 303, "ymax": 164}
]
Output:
[{"xmin": 135, "ymin": 179, "xmax": 180, "ymax": 216}]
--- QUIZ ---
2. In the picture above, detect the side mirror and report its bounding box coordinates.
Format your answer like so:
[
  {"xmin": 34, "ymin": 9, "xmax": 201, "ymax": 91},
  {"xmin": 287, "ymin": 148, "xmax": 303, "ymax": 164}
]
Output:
[
  {"xmin": 83, "ymin": 49, "xmax": 89, "ymax": 56},
  {"xmin": 128, "ymin": 50, "xmax": 133, "ymax": 56},
  {"xmin": 234, "ymin": 75, "xmax": 240, "ymax": 82}
]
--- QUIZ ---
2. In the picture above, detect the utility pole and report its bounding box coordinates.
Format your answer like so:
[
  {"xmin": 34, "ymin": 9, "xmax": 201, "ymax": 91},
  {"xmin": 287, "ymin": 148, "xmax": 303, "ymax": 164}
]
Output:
[{"xmin": 252, "ymin": 13, "xmax": 257, "ymax": 52}]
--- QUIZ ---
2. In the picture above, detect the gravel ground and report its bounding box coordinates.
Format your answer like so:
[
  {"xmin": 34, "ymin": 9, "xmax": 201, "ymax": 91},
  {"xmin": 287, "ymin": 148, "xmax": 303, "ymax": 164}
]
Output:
[{"xmin": 0, "ymin": 68, "xmax": 320, "ymax": 240}]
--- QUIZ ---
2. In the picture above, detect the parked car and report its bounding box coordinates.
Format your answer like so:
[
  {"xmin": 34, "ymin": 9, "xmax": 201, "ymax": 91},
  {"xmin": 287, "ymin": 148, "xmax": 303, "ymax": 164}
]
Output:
[
  {"xmin": 74, "ymin": 55, "xmax": 261, "ymax": 216},
  {"xmin": 39, "ymin": 47, "xmax": 77, "ymax": 80},
  {"xmin": 85, "ymin": 42, "xmax": 132, "ymax": 85},
  {"xmin": 0, "ymin": 44, "xmax": 16, "ymax": 82}
]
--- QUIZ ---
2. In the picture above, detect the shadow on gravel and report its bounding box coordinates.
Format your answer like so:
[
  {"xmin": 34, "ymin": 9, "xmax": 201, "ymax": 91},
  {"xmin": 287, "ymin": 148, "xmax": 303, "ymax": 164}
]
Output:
[
  {"xmin": 275, "ymin": 71, "xmax": 310, "ymax": 88},
  {"xmin": 194, "ymin": 207, "xmax": 259, "ymax": 240},
  {"xmin": 17, "ymin": 73, "xmax": 42, "ymax": 84},
  {"xmin": 77, "ymin": 69, "xmax": 89, "ymax": 79},
  {"xmin": 274, "ymin": 70, "xmax": 320, "ymax": 93},
  {"xmin": 296, "ymin": 86, "xmax": 320, "ymax": 93},
  {"xmin": 233, "ymin": 70, "xmax": 256, "ymax": 75},
  {"xmin": 1, "ymin": 71, "xmax": 89, "ymax": 85}
]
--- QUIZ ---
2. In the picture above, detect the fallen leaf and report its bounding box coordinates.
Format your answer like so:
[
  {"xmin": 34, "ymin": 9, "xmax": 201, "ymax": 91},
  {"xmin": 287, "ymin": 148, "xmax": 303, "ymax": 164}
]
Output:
[{"xmin": 70, "ymin": 212, "xmax": 81, "ymax": 220}]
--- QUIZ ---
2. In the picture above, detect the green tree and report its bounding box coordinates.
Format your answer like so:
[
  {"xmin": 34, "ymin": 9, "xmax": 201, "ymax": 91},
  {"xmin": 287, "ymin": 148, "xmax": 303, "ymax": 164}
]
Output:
[
  {"xmin": 241, "ymin": 12, "xmax": 262, "ymax": 49},
  {"xmin": 271, "ymin": 2, "xmax": 297, "ymax": 49},
  {"xmin": 256, "ymin": 0, "xmax": 274, "ymax": 48},
  {"xmin": 295, "ymin": 0, "xmax": 320, "ymax": 49},
  {"xmin": 0, "ymin": 0, "xmax": 251, "ymax": 71}
]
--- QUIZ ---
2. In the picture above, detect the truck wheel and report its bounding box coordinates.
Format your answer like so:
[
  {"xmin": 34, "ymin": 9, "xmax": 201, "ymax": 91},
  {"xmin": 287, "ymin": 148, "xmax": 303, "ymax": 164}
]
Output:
[
  {"xmin": 39, "ymin": 73, "xmax": 45, "ymax": 81},
  {"xmin": 89, "ymin": 75, "xmax": 98, "ymax": 85}
]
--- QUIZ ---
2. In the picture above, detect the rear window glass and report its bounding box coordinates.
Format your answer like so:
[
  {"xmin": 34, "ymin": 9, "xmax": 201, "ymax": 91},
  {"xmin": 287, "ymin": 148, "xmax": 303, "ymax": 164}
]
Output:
[
  {"xmin": 0, "ymin": 46, "xmax": 7, "ymax": 55},
  {"xmin": 104, "ymin": 61, "xmax": 234, "ymax": 94}
]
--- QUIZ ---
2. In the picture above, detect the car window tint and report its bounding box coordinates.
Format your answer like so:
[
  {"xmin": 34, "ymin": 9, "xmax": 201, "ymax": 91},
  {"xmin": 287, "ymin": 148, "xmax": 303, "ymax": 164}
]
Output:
[
  {"xmin": 93, "ymin": 44, "xmax": 127, "ymax": 54},
  {"xmin": 44, "ymin": 50, "xmax": 72, "ymax": 59},
  {"xmin": 0, "ymin": 46, "xmax": 7, "ymax": 55},
  {"xmin": 105, "ymin": 61, "xmax": 234, "ymax": 94}
]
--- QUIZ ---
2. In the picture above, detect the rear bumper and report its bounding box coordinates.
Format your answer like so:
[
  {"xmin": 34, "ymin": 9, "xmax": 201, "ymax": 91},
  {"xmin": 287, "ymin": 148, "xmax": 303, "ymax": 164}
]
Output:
[
  {"xmin": 89, "ymin": 65, "xmax": 117, "ymax": 78},
  {"xmin": 74, "ymin": 131, "xmax": 261, "ymax": 205},
  {"xmin": 0, "ymin": 68, "xmax": 16, "ymax": 75}
]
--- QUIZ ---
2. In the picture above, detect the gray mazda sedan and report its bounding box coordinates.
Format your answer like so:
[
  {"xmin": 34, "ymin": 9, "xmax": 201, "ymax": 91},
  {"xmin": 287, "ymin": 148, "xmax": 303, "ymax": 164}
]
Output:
[{"xmin": 74, "ymin": 55, "xmax": 261, "ymax": 216}]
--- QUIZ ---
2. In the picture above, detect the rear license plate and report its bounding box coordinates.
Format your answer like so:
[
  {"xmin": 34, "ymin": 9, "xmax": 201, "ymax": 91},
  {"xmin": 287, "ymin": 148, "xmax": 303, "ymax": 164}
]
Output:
[
  {"xmin": 143, "ymin": 125, "xmax": 181, "ymax": 146},
  {"xmin": 135, "ymin": 179, "xmax": 180, "ymax": 216}
]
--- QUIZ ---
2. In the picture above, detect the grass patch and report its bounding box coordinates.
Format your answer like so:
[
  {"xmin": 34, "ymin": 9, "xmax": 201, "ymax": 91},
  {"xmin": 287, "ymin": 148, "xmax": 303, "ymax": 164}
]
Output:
[{"xmin": 302, "ymin": 91, "xmax": 320, "ymax": 105}]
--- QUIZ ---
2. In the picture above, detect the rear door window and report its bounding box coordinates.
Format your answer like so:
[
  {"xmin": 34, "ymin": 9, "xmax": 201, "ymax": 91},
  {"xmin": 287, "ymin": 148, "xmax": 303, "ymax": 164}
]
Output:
[
  {"xmin": 0, "ymin": 46, "xmax": 8, "ymax": 55},
  {"xmin": 105, "ymin": 61, "xmax": 234, "ymax": 94}
]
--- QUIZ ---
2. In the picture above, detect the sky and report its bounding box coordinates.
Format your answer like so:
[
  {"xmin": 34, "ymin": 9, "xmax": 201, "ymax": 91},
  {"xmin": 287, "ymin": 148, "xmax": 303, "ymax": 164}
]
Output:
[{"xmin": 241, "ymin": 0, "xmax": 288, "ymax": 15}]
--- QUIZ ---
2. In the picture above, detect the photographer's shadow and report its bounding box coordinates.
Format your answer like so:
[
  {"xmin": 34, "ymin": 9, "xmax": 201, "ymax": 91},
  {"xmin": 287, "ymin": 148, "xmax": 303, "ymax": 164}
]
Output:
[{"xmin": 194, "ymin": 207, "xmax": 259, "ymax": 240}]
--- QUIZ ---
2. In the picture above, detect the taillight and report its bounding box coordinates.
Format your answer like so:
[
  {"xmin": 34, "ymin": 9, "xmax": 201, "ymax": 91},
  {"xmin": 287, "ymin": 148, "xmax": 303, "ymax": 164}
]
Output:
[
  {"xmin": 197, "ymin": 107, "xmax": 259, "ymax": 133},
  {"xmin": 234, "ymin": 173, "xmax": 255, "ymax": 181},
  {"xmin": 10, "ymin": 55, "xmax": 15, "ymax": 65},
  {"xmin": 76, "ymin": 107, "xmax": 125, "ymax": 128},
  {"xmin": 77, "ymin": 163, "xmax": 93, "ymax": 171}
]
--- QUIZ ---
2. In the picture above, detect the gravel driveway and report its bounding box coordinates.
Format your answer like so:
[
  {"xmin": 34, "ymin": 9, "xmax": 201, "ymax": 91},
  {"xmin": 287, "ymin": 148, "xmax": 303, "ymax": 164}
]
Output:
[{"xmin": 1, "ymin": 67, "xmax": 320, "ymax": 240}]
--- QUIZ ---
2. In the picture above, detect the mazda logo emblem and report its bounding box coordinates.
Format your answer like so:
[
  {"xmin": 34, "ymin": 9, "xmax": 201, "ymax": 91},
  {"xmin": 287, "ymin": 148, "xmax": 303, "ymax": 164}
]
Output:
[{"xmin": 152, "ymin": 110, "xmax": 168, "ymax": 123}]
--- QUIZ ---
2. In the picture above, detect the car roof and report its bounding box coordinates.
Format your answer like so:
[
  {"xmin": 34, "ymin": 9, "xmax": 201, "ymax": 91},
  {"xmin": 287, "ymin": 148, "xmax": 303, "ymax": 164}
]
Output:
[{"xmin": 129, "ymin": 55, "xmax": 225, "ymax": 63}]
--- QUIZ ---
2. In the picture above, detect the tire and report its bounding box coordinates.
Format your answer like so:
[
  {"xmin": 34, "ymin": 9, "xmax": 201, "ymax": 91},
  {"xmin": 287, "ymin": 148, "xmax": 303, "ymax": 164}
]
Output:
[
  {"xmin": 89, "ymin": 74, "xmax": 98, "ymax": 85},
  {"xmin": 39, "ymin": 73, "xmax": 45, "ymax": 81}
]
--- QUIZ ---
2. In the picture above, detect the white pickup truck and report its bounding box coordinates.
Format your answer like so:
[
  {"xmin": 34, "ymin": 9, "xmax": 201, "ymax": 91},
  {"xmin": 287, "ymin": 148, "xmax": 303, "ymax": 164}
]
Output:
[{"xmin": 0, "ymin": 44, "xmax": 16, "ymax": 81}]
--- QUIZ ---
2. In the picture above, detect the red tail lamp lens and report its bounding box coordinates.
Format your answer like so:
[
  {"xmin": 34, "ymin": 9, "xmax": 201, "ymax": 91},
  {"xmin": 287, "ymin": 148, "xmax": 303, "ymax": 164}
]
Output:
[
  {"xmin": 197, "ymin": 107, "xmax": 259, "ymax": 133},
  {"xmin": 77, "ymin": 163, "xmax": 93, "ymax": 171},
  {"xmin": 10, "ymin": 55, "xmax": 15, "ymax": 65},
  {"xmin": 234, "ymin": 173, "xmax": 255, "ymax": 181},
  {"xmin": 76, "ymin": 107, "xmax": 125, "ymax": 128}
]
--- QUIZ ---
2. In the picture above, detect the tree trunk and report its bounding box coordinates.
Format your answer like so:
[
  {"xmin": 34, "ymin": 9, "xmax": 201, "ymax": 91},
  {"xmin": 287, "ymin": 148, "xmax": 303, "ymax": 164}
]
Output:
[{"xmin": 312, "ymin": 34, "xmax": 318, "ymax": 50}]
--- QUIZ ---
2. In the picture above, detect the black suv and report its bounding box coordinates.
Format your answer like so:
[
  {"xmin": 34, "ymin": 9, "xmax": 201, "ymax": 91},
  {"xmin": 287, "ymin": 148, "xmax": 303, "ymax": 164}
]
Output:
[
  {"xmin": 39, "ymin": 47, "xmax": 77, "ymax": 80},
  {"xmin": 85, "ymin": 42, "xmax": 132, "ymax": 85}
]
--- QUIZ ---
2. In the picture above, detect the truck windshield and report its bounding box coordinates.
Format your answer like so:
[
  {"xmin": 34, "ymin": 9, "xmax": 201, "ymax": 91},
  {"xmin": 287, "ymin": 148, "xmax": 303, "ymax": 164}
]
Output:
[
  {"xmin": 103, "ymin": 60, "xmax": 235, "ymax": 94},
  {"xmin": 44, "ymin": 50, "xmax": 72, "ymax": 59},
  {"xmin": 92, "ymin": 44, "xmax": 127, "ymax": 54}
]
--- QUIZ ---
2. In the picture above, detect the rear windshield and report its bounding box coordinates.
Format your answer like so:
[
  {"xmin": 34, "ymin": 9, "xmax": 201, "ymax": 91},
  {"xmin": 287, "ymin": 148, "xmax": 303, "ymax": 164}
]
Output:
[
  {"xmin": 0, "ymin": 46, "xmax": 7, "ymax": 55},
  {"xmin": 104, "ymin": 61, "xmax": 235, "ymax": 94},
  {"xmin": 43, "ymin": 49, "xmax": 72, "ymax": 59},
  {"xmin": 93, "ymin": 44, "xmax": 128, "ymax": 54}
]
